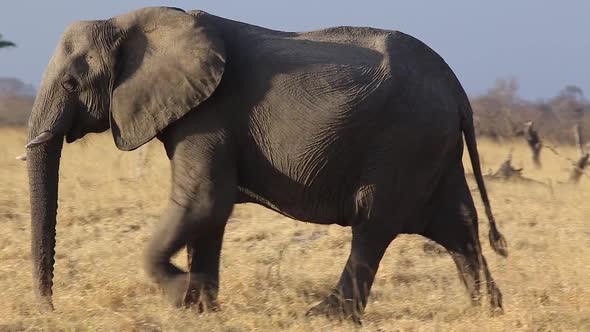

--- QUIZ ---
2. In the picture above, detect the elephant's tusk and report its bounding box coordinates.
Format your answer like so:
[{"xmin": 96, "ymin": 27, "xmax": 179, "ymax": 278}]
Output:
[
  {"xmin": 16, "ymin": 153, "xmax": 27, "ymax": 161},
  {"xmin": 26, "ymin": 131, "xmax": 56, "ymax": 149}
]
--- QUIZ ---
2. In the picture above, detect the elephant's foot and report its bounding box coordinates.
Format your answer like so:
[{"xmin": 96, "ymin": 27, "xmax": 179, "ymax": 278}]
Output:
[
  {"xmin": 183, "ymin": 276, "xmax": 219, "ymax": 313},
  {"xmin": 159, "ymin": 273, "xmax": 218, "ymax": 312},
  {"xmin": 159, "ymin": 273, "xmax": 190, "ymax": 308},
  {"xmin": 306, "ymin": 294, "xmax": 362, "ymax": 325}
]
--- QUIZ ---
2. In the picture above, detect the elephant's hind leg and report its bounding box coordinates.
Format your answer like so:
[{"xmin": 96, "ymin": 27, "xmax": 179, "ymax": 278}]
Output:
[
  {"xmin": 307, "ymin": 184, "xmax": 401, "ymax": 324},
  {"xmin": 307, "ymin": 221, "xmax": 396, "ymax": 324},
  {"xmin": 422, "ymin": 165, "xmax": 503, "ymax": 312}
]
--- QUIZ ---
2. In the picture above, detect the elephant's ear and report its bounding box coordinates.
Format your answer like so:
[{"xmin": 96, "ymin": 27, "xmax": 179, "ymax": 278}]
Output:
[{"xmin": 110, "ymin": 7, "xmax": 225, "ymax": 151}]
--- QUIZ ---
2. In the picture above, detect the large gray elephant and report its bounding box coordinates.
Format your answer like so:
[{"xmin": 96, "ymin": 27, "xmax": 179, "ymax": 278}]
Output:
[{"xmin": 23, "ymin": 6, "xmax": 507, "ymax": 322}]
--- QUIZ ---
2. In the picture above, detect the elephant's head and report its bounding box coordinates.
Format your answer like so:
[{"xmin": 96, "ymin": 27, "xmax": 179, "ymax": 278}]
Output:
[{"xmin": 25, "ymin": 7, "xmax": 225, "ymax": 309}]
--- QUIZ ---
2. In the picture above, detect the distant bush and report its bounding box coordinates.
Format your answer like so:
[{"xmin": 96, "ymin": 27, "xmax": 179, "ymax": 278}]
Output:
[
  {"xmin": 0, "ymin": 77, "xmax": 34, "ymax": 126},
  {"xmin": 472, "ymin": 79, "xmax": 589, "ymax": 144}
]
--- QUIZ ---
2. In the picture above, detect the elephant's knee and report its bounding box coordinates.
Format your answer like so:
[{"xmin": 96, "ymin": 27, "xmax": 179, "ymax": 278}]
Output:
[
  {"xmin": 142, "ymin": 242, "xmax": 184, "ymax": 282},
  {"xmin": 142, "ymin": 246, "xmax": 162, "ymax": 280}
]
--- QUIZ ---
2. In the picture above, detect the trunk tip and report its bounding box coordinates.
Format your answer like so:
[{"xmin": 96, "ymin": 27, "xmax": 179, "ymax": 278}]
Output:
[{"xmin": 38, "ymin": 295, "xmax": 55, "ymax": 312}]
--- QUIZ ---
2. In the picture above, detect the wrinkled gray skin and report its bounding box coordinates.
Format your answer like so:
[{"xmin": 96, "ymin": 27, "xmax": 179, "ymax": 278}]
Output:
[{"xmin": 25, "ymin": 7, "xmax": 508, "ymax": 322}]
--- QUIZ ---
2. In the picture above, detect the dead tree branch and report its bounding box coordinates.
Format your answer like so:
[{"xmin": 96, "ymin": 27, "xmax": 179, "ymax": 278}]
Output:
[
  {"xmin": 569, "ymin": 123, "xmax": 589, "ymax": 183},
  {"xmin": 524, "ymin": 121, "xmax": 542, "ymax": 168},
  {"xmin": 493, "ymin": 149, "xmax": 523, "ymax": 179}
]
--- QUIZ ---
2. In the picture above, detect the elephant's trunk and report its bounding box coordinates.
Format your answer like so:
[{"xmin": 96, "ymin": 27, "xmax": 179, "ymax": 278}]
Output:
[{"xmin": 27, "ymin": 132, "xmax": 64, "ymax": 311}]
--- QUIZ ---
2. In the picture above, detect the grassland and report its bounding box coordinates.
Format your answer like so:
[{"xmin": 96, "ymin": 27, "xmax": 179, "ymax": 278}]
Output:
[{"xmin": 1, "ymin": 127, "xmax": 589, "ymax": 331}]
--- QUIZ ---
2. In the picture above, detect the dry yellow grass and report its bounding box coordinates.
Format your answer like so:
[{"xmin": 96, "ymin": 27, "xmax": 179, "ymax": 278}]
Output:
[{"xmin": 1, "ymin": 127, "xmax": 589, "ymax": 331}]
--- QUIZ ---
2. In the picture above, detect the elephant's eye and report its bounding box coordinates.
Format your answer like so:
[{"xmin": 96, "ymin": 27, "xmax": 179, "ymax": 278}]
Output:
[{"xmin": 61, "ymin": 75, "xmax": 79, "ymax": 93}]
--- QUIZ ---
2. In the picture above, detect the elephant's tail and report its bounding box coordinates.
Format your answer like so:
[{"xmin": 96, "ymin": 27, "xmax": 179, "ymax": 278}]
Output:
[{"xmin": 461, "ymin": 108, "xmax": 508, "ymax": 257}]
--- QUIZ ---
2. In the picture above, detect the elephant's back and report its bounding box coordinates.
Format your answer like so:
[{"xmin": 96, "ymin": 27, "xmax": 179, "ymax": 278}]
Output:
[
  {"xmin": 296, "ymin": 26, "xmax": 397, "ymax": 53},
  {"xmin": 295, "ymin": 26, "xmax": 468, "ymax": 122}
]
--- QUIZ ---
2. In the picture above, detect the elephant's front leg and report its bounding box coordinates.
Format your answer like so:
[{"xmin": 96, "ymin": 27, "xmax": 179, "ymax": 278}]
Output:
[
  {"xmin": 144, "ymin": 197, "xmax": 233, "ymax": 309},
  {"xmin": 143, "ymin": 204, "xmax": 194, "ymax": 307},
  {"xmin": 185, "ymin": 224, "xmax": 226, "ymax": 311},
  {"xmin": 144, "ymin": 137, "xmax": 236, "ymax": 310}
]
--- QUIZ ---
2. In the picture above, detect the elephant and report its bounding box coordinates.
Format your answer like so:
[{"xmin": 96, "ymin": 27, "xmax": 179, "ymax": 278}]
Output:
[{"xmin": 23, "ymin": 6, "xmax": 508, "ymax": 323}]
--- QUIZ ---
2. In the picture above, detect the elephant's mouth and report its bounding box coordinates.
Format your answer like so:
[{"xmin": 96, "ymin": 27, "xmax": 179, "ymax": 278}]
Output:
[
  {"xmin": 65, "ymin": 129, "xmax": 82, "ymax": 143},
  {"xmin": 64, "ymin": 108, "xmax": 88, "ymax": 144}
]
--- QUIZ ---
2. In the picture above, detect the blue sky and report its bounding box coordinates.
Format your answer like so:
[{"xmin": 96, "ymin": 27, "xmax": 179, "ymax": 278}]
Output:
[{"xmin": 1, "ymin": 1, "xmax": 588, "ymax": 100}]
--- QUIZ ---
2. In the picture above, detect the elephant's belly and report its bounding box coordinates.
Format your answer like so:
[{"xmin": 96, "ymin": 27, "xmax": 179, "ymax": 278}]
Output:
[
  {"xmin": 236, "ymin": 184, "xmax": 353, "ymax": 226},
  {"xmin": 235, "ymin": 111, "xmax": 461, "ymax": 226}
]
